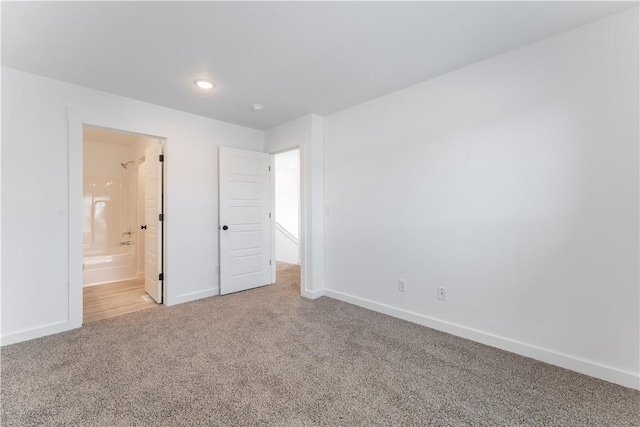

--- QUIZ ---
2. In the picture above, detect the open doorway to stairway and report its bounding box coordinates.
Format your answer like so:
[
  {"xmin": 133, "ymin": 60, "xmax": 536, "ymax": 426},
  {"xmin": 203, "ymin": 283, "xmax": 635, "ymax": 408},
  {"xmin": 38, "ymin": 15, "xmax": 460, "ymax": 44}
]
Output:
[{"xmin": 274, "ymin": 148, "xmax": 301, "ymax": 292}]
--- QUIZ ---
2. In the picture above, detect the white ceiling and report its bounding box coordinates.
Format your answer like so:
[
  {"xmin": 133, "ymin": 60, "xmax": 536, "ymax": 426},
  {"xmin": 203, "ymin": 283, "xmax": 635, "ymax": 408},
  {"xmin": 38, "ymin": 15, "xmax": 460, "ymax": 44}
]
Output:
[{"xmin": 2, "ymin": 2, "xmax": 636, "ymax": 130}]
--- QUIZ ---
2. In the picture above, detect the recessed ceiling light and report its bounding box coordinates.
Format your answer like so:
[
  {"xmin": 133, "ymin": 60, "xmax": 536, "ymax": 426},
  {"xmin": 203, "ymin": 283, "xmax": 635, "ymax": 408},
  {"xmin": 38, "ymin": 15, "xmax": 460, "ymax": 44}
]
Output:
[
  {"xmin": 194, "ymin": 79, "xmax": 215, "ymax": 90},
  {"xmin": 251, "ymin": 104, "xmax": 264, "ymax": 112}
]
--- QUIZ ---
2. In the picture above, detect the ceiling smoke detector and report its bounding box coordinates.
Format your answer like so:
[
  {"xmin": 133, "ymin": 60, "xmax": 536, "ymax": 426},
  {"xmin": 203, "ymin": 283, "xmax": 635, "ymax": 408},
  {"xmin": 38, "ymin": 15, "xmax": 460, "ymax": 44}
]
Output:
[{"xmin": 251, "ymin": 104, "xmax": 264, "ymax": 112}]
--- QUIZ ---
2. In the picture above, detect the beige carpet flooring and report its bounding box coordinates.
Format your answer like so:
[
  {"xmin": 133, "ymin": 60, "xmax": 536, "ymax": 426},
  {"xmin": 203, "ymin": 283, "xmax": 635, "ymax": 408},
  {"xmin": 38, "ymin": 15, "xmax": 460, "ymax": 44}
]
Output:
[{"xmin": 1, "ymin": 263, "xmax": 638, "ymax": 426}]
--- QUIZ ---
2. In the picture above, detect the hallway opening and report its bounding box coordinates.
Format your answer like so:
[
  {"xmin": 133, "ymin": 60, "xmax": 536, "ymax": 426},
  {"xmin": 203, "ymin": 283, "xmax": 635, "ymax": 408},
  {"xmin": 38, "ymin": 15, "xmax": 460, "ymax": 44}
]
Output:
[{"xmin": 274, "ymin": 148, "xmax": 301, "ymax": 290}]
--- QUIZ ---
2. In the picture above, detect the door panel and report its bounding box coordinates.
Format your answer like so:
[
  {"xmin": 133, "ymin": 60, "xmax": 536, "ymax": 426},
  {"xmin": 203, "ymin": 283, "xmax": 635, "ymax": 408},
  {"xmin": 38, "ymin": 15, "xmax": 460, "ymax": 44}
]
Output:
[
  {"xmin": 144, "ymin": 142, "xmax": 163, "ymax": 303},
  {"xmin": 219, "ymin": 147, "xmax": 272, "ymax": 295}
]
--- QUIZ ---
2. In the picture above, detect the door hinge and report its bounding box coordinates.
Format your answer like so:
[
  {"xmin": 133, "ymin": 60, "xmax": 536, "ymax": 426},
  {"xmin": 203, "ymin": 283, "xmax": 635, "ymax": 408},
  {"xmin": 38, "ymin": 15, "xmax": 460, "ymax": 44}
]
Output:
[
  {"xmin": 159, "ymin": 213, "xmax": 164, "ymax": 221},
  {"xmin": 159, "ymin": 273, "xmax": 164, "ymax": 281},
  {"xmin": 269, "ymin": 212, "xmax": 271, "ymax": 218},
  {"xmin": 268, "ymin": 165, "xmax": 271, "ymax": 171},
  {"xmin": 159, "ymin": 154, "xmax": 164, "ymax": 162},
  {"xmin": 269, "ymin": 260, "xmax": 272, "ymax": 266}
]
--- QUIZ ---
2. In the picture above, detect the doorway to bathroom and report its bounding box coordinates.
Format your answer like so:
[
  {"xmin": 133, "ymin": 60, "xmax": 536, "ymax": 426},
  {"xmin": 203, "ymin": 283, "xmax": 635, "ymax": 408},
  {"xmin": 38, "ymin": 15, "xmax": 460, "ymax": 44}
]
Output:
[
  {"xmin": 274, "ymin": 148, "xmax": 301, "ymax": 293},
  {"xmin": 82, "ymin": 126, "xmax": 164, "ymax": 323}
]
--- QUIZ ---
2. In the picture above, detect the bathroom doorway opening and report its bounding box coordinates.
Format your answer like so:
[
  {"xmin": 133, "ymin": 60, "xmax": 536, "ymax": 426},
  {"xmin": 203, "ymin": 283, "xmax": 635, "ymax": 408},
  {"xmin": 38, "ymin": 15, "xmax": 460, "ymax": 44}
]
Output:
[
  {"xmin": 273, "ymin": 148, "xmax": 301, "ymax": 293},
  {"xmin": 82, "ymin": 126, "xmax": 164, "ymax": 323}
]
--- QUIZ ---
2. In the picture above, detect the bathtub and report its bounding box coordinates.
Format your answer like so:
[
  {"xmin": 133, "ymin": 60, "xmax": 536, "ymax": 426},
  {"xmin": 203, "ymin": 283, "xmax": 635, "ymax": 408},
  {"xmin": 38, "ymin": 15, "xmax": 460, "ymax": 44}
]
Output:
[{"xmin": 83, "ymin": 251, "xmax": 137, "ymax": 286}]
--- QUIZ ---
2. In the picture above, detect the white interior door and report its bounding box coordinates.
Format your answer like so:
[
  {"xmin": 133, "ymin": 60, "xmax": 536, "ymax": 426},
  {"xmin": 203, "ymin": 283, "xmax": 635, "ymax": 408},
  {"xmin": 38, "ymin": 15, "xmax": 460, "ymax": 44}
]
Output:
[
  {"xmin": 144, "ymin": 142, "xmax": 163, "ymax": 303},
  {"xmin": 219, "ymin": 146, "xmax": 272, "ymax": 295}
]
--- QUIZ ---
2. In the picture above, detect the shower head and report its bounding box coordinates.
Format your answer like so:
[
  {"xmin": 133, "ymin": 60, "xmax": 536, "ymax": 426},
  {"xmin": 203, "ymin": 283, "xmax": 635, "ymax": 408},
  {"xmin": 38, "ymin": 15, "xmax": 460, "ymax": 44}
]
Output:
[{"xmin": 120, "ymin": 161, "xmax": 134, "ymax": 169}]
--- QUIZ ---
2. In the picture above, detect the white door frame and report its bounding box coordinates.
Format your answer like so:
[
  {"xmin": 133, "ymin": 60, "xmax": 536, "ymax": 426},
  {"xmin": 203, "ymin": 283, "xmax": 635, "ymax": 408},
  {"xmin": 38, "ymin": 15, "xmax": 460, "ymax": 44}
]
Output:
[
  {"xmin": 67, "ymin": 107, "xmax": 168, "ymax": 328},
  {"xmin": 266, "ymin": 116, "xmax": 325, "ymax": 300},
  {"xmin": 266, "ymin": 114, "xmax": 326, "ymax": 299}
]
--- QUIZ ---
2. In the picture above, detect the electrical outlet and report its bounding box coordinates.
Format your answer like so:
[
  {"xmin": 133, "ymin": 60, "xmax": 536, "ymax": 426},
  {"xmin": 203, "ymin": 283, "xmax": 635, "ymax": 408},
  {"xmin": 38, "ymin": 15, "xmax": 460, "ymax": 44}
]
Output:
[
  {"xmin": 437, "ymin": 286, "xmax": 446, "ymax": 301},
  {"xmin": 398, "ymin": 279, "xmax": 406, "ymax": 293}
]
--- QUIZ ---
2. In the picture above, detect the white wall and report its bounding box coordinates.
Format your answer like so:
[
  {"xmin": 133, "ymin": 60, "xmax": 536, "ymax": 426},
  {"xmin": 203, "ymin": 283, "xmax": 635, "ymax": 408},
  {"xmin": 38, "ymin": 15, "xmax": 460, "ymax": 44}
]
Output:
[
  {"xmin": 275, "ymin": 149, "xmax": 300, "ymax": 238},
  {"xmin": 83, "ymin": 140, "xmax": 133, "ymax": 179},
  {"xmin": 276, "ymin": 224, "xmax": 299, "ymax": 265},
  {"xmin": 1, "ymin": 67, "xmax": 263, "ymax": 344},
  {"xmin": 323, "ymin": 9, "xmax": 639, "ymax": 389},
  {"xmin": 82, "ymin": 140, "xmax": 136, "ymax": 257},
  {"xmin": 265, "ymin": 114, "xmax": 325, "ymax": 298}
]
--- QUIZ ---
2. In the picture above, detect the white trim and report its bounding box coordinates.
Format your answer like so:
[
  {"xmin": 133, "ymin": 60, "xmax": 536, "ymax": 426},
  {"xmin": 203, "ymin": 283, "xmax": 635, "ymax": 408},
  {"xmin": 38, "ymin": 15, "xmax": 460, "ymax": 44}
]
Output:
[
  {"xmin": 276, "ymin": 221, "xmax": 299, "ymax": 245},
  {"xmin": 298, "ymin": 143, "xmax": 310, "ymax": 296},
  {"xmin": 308, "ymin": 114, "xmax": 325, "ymax": 294},
  {"xmin": 323, "ymin": 289, "xmax": 640, "ymax": 391},
  {"xmin": 171, "ymin": 288, "xmax": 219, "ymax": 305},
  {"xmin": 301, "ymin": 288, "xmax": 325, "ymax": 300},
  {"xmin": 270, "ymin": 155, "xmax": 276, "ymax": 284},
  {"xmin": 1, "ymin": 320, "xmax": 71, "ymax": 346},
  {"xmin": 67, "ymin": 107, "xmax": 171, "ymax": 329},
  {"xmin": 161, "ymin": 139, "xmax": 169, "ymax": 305},
  {"xmin": 67, "ymin": 109, "xmax": 83, "ymax": 331}
]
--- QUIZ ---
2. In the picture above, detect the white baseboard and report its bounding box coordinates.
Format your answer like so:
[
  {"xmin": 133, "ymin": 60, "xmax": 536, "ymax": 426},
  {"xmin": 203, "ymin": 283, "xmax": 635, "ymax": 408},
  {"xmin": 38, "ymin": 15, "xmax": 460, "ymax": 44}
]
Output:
[
  {"xmin": 1, "ymin": 320, "xmax": 73, "ymax": 346},
  {"xmin": 301, "ymin": 288, "xmax": 325, "ymax": 300},
  {"xmin": 168, "ymin": 287, "xmax": 219, "ymax": 306},
  {"xmin": 323, "ymin": 289, "xmax": 639, "ymax": 391}
]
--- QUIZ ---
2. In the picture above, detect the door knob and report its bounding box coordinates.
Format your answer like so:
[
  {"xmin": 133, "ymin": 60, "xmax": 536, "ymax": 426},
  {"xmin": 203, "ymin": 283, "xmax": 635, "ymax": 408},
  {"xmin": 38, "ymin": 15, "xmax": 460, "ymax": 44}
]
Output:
[
  {"xmin": 222, "ymin": 225, "xmax": 228, "ymax": 230},
  {"xmin": 141, "ymin": 225, "xmax": 147, "ymax": 230}
]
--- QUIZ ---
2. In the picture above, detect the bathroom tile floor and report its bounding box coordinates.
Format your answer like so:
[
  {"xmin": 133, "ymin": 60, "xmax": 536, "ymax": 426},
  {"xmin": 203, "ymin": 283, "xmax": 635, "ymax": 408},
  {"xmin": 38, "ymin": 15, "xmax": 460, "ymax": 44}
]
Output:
[{"xmin": 83, "ymin": 278, "xmax": 158, "ymax": 323}]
